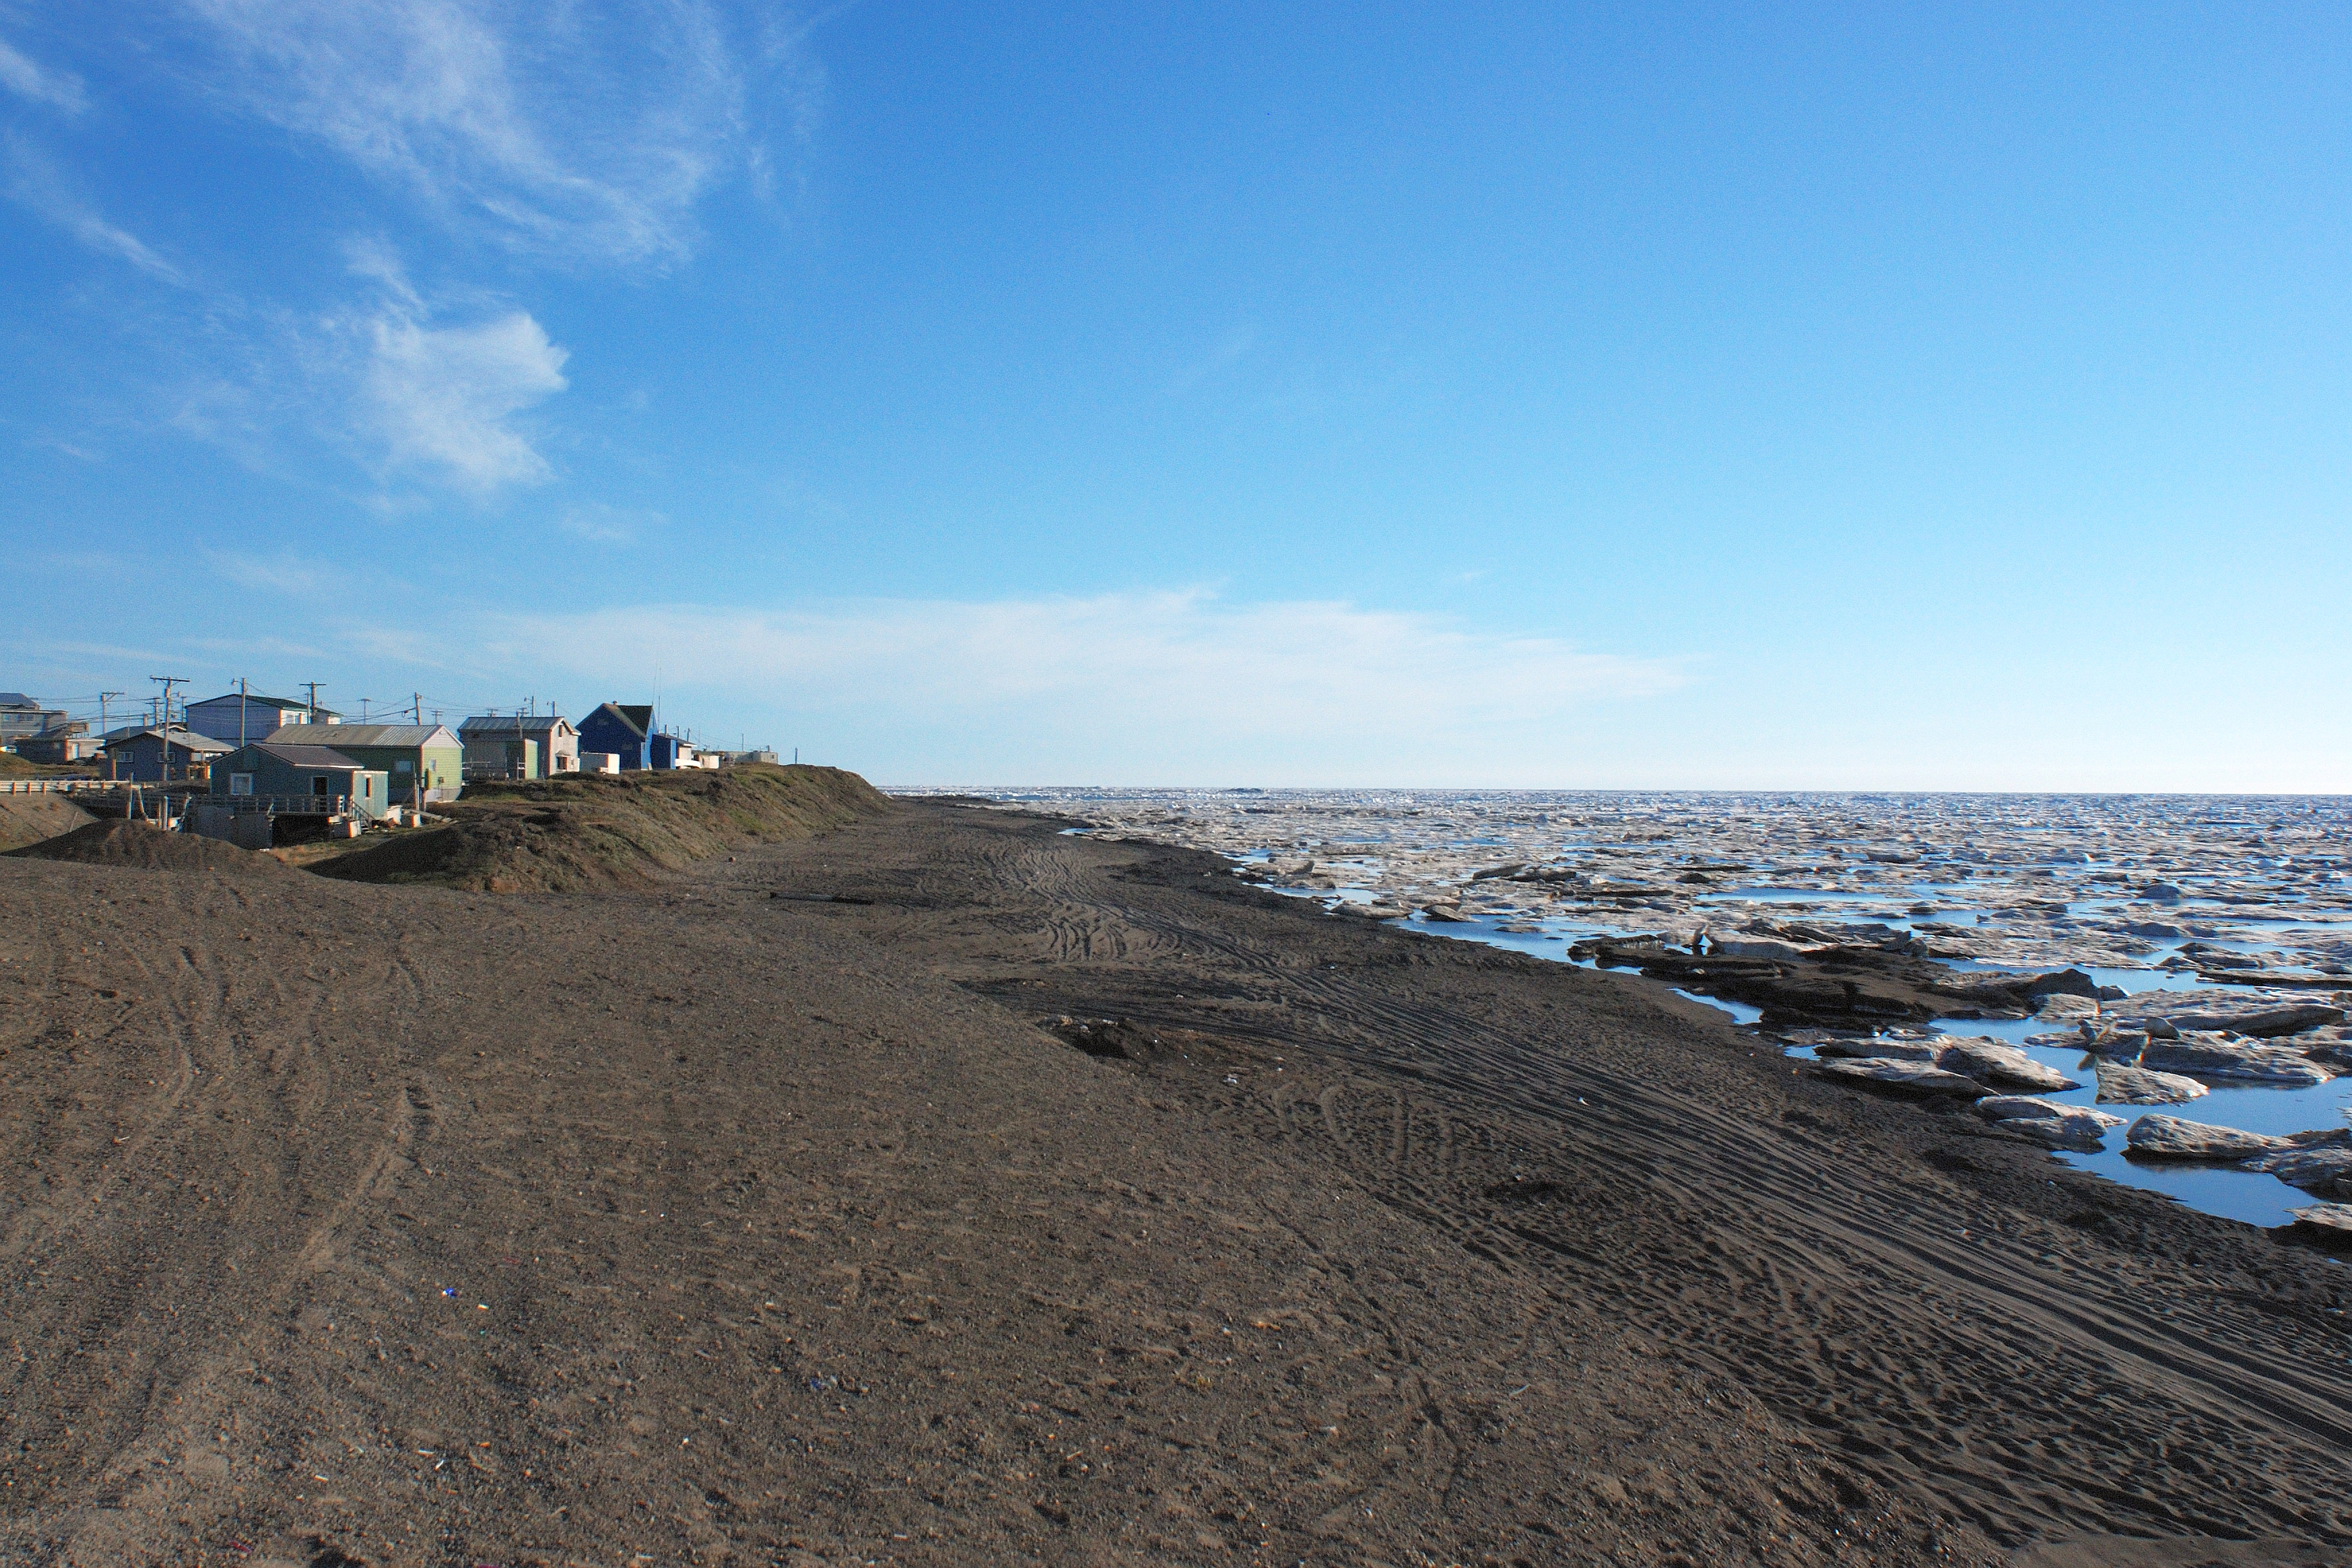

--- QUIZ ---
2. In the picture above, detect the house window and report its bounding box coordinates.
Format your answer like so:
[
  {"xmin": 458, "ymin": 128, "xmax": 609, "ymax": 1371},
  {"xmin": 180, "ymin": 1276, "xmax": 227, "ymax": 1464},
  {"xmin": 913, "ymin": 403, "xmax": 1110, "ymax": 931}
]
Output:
[
  {"xmin": 395, "ymin": 758, "xmax": 413, "ymax": 772},
  {"xmin": 230, "ymin": 773, "xmax": 253, "ymax": 796}
]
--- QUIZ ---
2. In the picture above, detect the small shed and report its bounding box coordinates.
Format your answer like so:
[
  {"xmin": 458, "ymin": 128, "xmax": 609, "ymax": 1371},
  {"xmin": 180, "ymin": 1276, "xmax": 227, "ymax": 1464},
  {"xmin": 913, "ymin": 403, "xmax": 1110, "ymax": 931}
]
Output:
[
  {"xmin": 268, "ymin": 722, "xmax": 461, "ymax": 804},
  {"xmin": 212, "ymin": 742, "xmax": 389, "ymax": 819},
  {"xmin": 101, "ymin": 726, "xmax": 234, "ymax": 783}
]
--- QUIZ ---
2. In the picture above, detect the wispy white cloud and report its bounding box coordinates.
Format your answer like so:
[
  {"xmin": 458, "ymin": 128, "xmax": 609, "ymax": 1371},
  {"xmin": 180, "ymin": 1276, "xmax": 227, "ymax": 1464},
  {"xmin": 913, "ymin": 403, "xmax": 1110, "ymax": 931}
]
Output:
[
  {"xmin": 28, "ymin": 434, "xmax": 101, "ymax": 462},
  {"xmin": 1168, "ymin": 326, "xmax": 1256, "ymax": 396},
  {"xmin": 1, "ymin": 131, "xmax": 182, "ymax": 282},
  {"xmin": 203, "ymin": 548, "xmax": 352, "ymax": 595},
  {"xmin": 502, "ymin": 591, "xmax": 1687, "ymax": 780},
  {"xmin": 359, "ymin": 306, "xmax": 568, "ymax": 492},
  {"xmin": 558, "ymin": 501, "xmax": 662, "ymax": 543},
  {"xmin": 342, "ymin": 233, "xmax": 423, "ymax": 310},
  {"xmin": 144, "ymin": 244, "xmax": 571, "ymax": 496},
  {"xmin": 180, "ymin": 0, "xmax": 814, "ymax": 265},
  {"xmin": 0, "ymin": 35, "xmax": 86, "ymax": 113}
]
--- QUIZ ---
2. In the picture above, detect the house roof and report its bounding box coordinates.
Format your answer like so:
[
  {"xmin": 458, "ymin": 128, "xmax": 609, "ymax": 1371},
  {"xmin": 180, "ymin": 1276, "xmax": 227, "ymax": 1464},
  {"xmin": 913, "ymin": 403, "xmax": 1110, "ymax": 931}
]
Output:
[
  {"xmin": 103, "ymin": 726, "xmax": 235, "ymax": 753},
  {"xmin": 0, "ymin": 693, "xmax": 40, "ymax": 710},
  {"xmin": 246, "ymin": 742, "xmax": 374, "ymax": 771},
  {"xmin": 269, "ymin": 722, "xmax": 457, "ymax": 748},
  {"xmin": 458, "ymin": 714, "xmax": 576, "ymax": 738},
  {"xmin": 187, "ymin": 692, "xmax": 343, "ymax": 718},
  {"xmin": 585, "ymin": 702, "xmax": 654, "ymax": 739}
]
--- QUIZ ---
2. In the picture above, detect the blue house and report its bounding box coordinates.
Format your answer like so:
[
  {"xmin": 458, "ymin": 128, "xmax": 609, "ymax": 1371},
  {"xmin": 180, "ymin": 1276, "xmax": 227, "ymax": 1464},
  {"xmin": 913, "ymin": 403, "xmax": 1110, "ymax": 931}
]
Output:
[
  {"xmin": 578, "ymin": 702, "xmax": 691, "ymax": 770},
  {"xmin": 100, "ymin": 726, "xmax": 234, "ymax": 782}
]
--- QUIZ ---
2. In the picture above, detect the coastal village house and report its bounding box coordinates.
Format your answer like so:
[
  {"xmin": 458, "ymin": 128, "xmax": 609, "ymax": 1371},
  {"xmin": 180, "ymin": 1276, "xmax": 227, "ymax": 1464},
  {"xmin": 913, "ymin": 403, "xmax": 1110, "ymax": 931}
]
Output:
[
  {"xmin": 578, "ymin": 702, "xmax": 696, "ymax": 770},
  {"xmin": 183, "ymin": 691, "xmax": 341, "ymax": 746},
  {"xmin": 268, "ymin": 722, "xmax": 461, "ymax": 804},
  {"xmin": 13, "ymin": 720, "xmax": 98, "ymax": 764},
  {"xmin": 211, "ymin": 741, "xmax": 389, "ymax": 819},
  {"xmin": 458, "ymin": 714, "xmax": 580, "ymax": 780},
  {"xmin": 100, "ymin": 726, "xmax": 234, "ymax": 782},
  {"xmin": 0, "ymin": 693, "xmax": 67, "ymax": 745},
  {"xmin": 578, "ymin": 702, "xmax": 653, "ymax": 770}
]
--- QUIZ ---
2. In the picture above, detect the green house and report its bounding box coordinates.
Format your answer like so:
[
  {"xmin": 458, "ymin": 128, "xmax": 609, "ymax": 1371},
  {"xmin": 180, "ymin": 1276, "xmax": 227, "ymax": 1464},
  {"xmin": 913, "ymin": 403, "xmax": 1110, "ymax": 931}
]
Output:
[
  {"xmin": 212, "ymin": 741, "xmax": 390, "ymax": 818},
  {"xmin": 265, "ymin": 722, "xmax": 463, "ymax": 804}
]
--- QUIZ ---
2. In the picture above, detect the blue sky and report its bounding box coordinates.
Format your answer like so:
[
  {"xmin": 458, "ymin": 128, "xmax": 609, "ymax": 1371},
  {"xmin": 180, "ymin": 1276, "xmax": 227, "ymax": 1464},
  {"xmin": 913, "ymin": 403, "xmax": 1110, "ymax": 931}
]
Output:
[{"xmin": 3, "ymin": 3, "xmax": 2347, "ymax": 788}]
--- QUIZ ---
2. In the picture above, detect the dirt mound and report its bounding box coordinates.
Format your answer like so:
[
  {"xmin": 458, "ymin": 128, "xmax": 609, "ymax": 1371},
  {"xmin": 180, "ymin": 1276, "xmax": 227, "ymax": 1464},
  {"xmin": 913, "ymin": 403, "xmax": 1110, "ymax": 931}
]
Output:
[
  {"xmin": 314, "ymin": 763, "xmax": 892, "ymax": 891},
  {"xmin": 0, "ymin": 793, "xmax": 96, "ymax": 852},
  {"xmin": 7, "ymin": 819, "xmax": 272, "ymax": 872}
]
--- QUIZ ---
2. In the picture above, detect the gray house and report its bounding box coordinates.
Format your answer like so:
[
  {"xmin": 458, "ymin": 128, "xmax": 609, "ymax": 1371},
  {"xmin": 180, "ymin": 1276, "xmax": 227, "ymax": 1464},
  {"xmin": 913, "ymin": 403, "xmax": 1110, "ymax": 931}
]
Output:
[
  {"xmin": 0, "ymin": 693, "xmax": 67, "ymax": 745},
  {"xmin": 184, "ymin": 691, "xmax": 341, "ymax": 746},
  {"xmin": 14, "ymin": 720, "xmax": 98, "ymax": 765},
  {"xmin": 213, "ymin": 741, "xmax": 389, "ymax": 819},
  {"xmin": 459, "ymin": 714, "xmax": 579, "ymax": 779}
]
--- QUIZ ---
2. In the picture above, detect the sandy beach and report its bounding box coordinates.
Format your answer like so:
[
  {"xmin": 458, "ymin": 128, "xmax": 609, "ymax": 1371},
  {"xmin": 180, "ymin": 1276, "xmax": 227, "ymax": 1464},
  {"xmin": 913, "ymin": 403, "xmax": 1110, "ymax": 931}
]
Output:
[{"xmin": 4, "ymin": 795, "xmax": 2347, "ymax": 1566}]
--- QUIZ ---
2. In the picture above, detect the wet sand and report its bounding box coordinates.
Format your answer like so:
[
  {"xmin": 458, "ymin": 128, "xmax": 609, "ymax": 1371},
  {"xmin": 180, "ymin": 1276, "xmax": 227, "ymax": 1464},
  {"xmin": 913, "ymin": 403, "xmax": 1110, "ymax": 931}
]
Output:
[{"xmin": 3, "ymin": 800, "xmax": 2347, "ymax": 1565}]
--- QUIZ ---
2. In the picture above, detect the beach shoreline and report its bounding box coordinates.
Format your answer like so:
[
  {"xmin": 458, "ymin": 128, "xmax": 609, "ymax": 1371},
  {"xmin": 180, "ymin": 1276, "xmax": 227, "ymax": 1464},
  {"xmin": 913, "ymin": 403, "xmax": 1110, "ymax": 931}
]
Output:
[{"xmin": 2, "ymin": 798, "xmax": 2345, "ymax": 1565}]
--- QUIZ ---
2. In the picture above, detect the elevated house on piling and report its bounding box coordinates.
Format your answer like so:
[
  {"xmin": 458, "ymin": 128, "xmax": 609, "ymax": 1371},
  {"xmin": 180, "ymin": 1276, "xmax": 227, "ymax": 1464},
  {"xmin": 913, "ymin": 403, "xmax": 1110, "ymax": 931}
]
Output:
[{"xmin": 210, "ymin": 741, "xmax": 389, "ymax": 819}]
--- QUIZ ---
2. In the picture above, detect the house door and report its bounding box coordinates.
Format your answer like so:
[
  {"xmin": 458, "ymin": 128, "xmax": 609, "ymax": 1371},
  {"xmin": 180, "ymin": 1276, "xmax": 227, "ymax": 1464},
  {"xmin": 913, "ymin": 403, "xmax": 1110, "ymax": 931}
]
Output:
[{"xmin": 312, "ymin": 776, "xmax": 332, "ymax": 799}]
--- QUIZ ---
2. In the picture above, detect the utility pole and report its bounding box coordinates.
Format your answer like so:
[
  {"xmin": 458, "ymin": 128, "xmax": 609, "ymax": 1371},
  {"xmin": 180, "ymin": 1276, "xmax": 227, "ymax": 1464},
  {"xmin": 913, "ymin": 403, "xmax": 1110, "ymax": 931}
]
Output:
[
  {"xmin": 149, "ymin": 675, "xmax": 184, "ymax": 783},
  {"xmin": 238, "ymin": 677, "xmax": 248, "ymax": 748},
  {"xmin": 303, "ymin": 681, "xmax": 321, "ymax": 723},
  {"xmin": 98, "ymin": 691, "xmax": 121, "ymax": 781},
  {"xmin": 413, "ymin": 692, "xmax": 422, "ymax": 724}
]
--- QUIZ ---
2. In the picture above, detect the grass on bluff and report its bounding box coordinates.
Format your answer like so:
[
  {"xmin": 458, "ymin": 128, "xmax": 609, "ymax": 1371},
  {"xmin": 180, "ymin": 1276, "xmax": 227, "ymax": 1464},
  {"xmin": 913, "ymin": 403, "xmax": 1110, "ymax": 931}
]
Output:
[
  {"xmin": 311, "ymin": 763, "xmax": 892, "ymax": 892},
  {"xmin": 0, "ymin": 751, "xmax": 93, "ymax": 780}
]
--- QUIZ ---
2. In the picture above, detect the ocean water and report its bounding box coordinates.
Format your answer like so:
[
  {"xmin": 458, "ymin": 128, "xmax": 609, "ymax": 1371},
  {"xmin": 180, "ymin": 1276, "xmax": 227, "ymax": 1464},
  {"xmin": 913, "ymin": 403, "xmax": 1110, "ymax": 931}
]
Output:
[{"xmin": 916, "ymin": 787, "xmax": 2352, "ymax": 1233}]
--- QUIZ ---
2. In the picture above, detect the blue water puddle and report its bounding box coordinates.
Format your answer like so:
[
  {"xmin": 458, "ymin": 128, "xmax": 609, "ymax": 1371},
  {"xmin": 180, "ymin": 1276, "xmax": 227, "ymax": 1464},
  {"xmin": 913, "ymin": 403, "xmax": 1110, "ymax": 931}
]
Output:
[
  {"xmin": 1707, "ymin": 887, "xmax": 1885, "ymax": 904},
  {"xmin": 1254, "ymin": 872, "xmax": 2346, "ymax": 1233}
]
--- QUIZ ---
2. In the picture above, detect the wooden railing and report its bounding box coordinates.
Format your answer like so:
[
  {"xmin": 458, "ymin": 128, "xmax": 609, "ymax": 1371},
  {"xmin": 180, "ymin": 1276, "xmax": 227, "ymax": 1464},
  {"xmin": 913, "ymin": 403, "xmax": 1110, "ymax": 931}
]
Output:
[
  {"xmin": 204, "ymin": 794, "xmax": 355, "ymax": 815},
  {"xmin": 0, "ymin": 778, "xmax": 121, "ymax": 795}
]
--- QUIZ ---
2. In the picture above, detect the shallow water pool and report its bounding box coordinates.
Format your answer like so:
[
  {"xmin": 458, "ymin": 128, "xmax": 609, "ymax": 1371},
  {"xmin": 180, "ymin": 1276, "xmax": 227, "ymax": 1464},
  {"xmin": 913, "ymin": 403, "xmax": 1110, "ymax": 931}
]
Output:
[{"xmin": 1301, "ymin": 889, "xmax": 2348, "ymax": 1233}]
